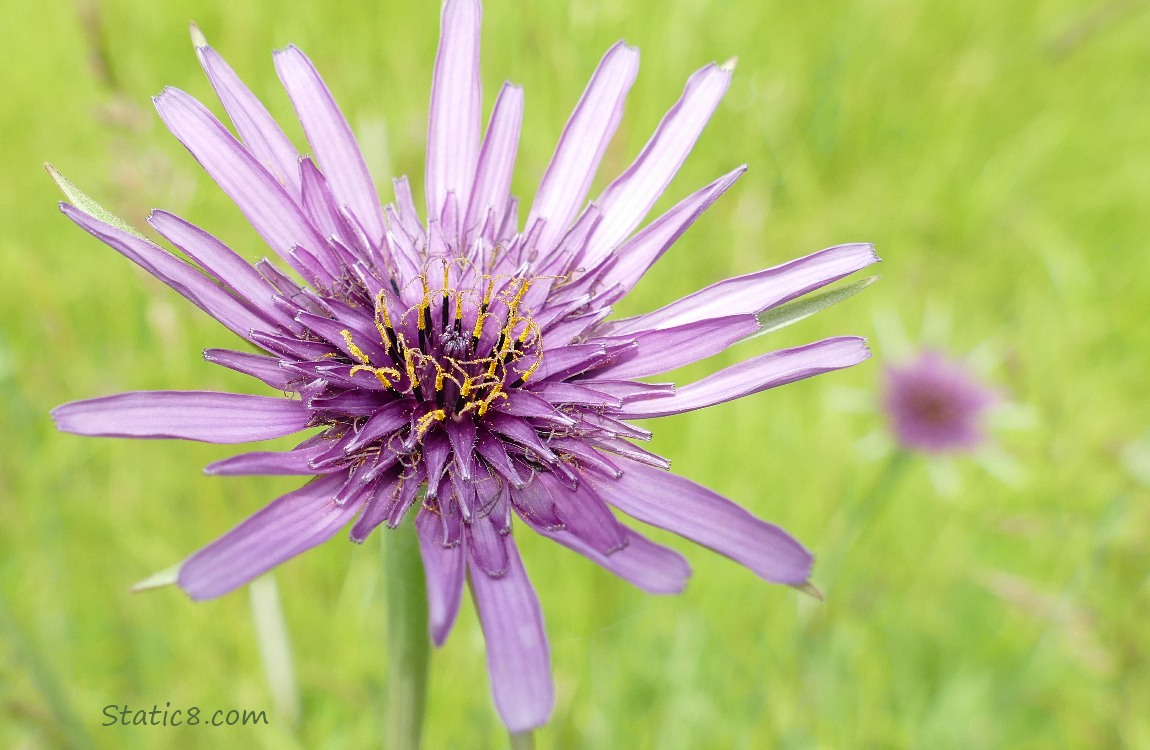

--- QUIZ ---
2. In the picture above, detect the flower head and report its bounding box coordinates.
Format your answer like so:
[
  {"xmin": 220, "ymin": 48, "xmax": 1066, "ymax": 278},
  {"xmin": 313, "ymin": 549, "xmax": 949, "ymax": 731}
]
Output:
[
  {"xmin": 883, "ymin": 350, "xmax": 997, "ymax": 454},
  {"xmin": 51, "ymin": 0, "xmax": 877, "ymax": 731}
]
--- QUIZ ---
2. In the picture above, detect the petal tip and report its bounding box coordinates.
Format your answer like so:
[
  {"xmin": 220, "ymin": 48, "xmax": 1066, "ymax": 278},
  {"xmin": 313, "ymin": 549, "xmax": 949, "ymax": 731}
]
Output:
[
  {"xmin": 189, "ymin": 21, "xmax": 208, "ymax": 49},
  {"xmin": 790, "ymin": 580, "xmax": 824, "ymax": 601}
]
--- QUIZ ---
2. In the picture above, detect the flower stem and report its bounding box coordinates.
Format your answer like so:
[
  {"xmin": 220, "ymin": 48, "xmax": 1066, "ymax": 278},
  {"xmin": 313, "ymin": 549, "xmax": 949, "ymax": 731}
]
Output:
[
  {"xmin": 249, "ymin": 574, "xmax": 300, "ymax": 726},
  {"xmin": 510, "ymin": 731, "xmax": 536, "ymax": 750},
  {"xmin": 818, "ymin": 450, "xmax": 913, "ymax": 588},
  {"xmin": 384, "ymin": 517, "xmax": 430, "ymax": 750}
]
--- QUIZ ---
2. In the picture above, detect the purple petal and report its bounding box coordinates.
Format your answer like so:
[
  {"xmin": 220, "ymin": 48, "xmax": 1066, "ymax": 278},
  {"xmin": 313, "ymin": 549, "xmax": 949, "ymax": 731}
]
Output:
[
  {"xmin": 204, "ymin": 443, "xmax": 330, "ymax": 476},
  {"xmin": 467, "ymin": 510, "xmax": 509, "ymax": 577},
  {"xmin": 536, "ymin": 471, "xmax": 628, "ymax": 555},
  {"xmin": 618, "ymin": 337, "xmax": 871, "ymax": 419},
  {"xmin": 274, "ymin": 45, "xmax": 386, "ymax": 246},
  {"xmin": 465, "ymin": 83, "xmax": 523, "ymax": 242},
  {"xmin": 612, "ymin": 243, "xmax": 880, "ymax": 333},
  {"xmin": 416, "ymin": 509, "xmax": 466, "ymax": 646},
  {"xmin": 152, "ymin": 88, "xmax": 328, "ymax": 281},
  {"xmin": 426, "ymin": 0, "xmax": 482, "ymax": 220},
  {"xmin": 581, "ymin": 63, "xmax": 731, "ymax": 268},
  {"xmin": 445, "ymin": 417, "xmax": 478, "ymax": 481},
  {"xmin": 53, "ymin": 391, "xmax": 310, "ymax": 443},
  {"xmin": 195, "ymin": 43, "xmax": 302, "ymax": 198},
  {"xmin": 597, "ymin": 166, "xmax": 745, "ymax": 294},
  {"xmin": 202, "ymin": 349, "xmax": 294, "ymax": 390},
  {"xmin": 62, "ymin": 204, "xmax": 271, "ymax": 341},
  {"xmin": 298, "ymin": 156, "xmax": 348, "ymax": 244},
  {"xmin": 468, "ymin": 539, "xmax": 554, "ymax": 733},
  {"xmin": 598, "ymin": 461, "xmax": 813, "ymax": 585},
  {"xmin": 526, "ymin": 42, "xmax": 639, "ymax": 255},
  {"xmin": 178, "ymin": 473, "xmax": 356, "ymax": 599},
  {"xmin": 592, "ymin": 314, "xmax": 761, "ymax": 380},
  {"xmin": 147, "ymin": 210, "xmax": 287, "ymax": 324},
  {"xmin": 529, "ymin": 521, "xmax": 690, "ymax": 594},
  {"xmin": 349, "ymin": 470, "xmax": 403, "ymax": 542}
]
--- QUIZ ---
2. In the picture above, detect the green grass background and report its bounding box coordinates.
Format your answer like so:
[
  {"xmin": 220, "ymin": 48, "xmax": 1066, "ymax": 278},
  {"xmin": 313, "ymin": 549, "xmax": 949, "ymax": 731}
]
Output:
[{"xmin": 2, "ymin": 0, "xmax": 1148, "ymax": 747}]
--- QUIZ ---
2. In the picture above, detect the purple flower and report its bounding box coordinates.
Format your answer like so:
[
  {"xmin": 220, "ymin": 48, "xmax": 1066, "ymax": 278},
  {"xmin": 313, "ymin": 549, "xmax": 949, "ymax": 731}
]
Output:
[
  {"xmin": 52, "ymin": 0, "xmax": 877, "ymax": 732},
  {"xmin": 883, "ymin": 351, "xmax": 997, "ymax": 454}
]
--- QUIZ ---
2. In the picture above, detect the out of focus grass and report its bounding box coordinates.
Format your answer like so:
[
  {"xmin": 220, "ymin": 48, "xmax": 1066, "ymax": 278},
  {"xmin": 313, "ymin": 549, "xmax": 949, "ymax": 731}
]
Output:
[{"xmin": 2, "ymin": 0, "xmax": 1149, "ymax": 748}]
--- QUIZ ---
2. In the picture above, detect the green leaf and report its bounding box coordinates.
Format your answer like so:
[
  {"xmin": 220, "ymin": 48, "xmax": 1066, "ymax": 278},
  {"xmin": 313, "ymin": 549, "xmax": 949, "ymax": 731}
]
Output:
[
  {"xmin": 45, "ymin": 163, "xmax": 149, "ymax": 240},
  {"xmin": 747, "ymin": 275, "xmax": 879, "ymax": 340}
]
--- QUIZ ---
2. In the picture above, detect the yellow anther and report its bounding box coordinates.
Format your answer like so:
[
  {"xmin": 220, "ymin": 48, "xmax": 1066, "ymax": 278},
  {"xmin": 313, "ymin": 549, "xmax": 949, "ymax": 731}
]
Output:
[
  {"xmin": 518, "ymin": 357, "xmax": 541, "ymax": 384},
  {"xmin": 435, "ymin": 366, "xmax": 445, "ymax": 392},
  {"xmin": 416, "ymin": 409, "xmax": 447, "ymax": 437},
  {"xmin": 340, "ymin": 329, "xmax": 371, "ymax": 365},
  {"xmin": 404, "ymin": 347, "xmax": 419, "ymax": 386},
  {"xmin": 471, "ymin": 277, "xmax": 496, "ymax": 341}
]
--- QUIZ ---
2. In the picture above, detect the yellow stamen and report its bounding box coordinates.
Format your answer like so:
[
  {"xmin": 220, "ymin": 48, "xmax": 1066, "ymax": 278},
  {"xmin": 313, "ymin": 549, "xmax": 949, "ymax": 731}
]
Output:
[{"xmin": 416, "ymin": 409, "xmax": 446, "ymax": 436}]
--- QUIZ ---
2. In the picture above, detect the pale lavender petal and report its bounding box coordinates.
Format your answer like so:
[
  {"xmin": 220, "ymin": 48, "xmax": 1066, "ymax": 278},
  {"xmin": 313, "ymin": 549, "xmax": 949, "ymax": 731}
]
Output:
[
  {"xmin": 612, "ymin": 243, "xmax": 880, "ymax": 333},
  {"xmin": 203, "ymin": 349, "xmax": 294, "ymax": 390},
  {"xmin": 147, "ymin": 211, "xmax": 280, "ymax": 312},
  {"xmin": 298, "ymin": 156, "xmax": 347, "ymax": 242},
  {"xmin": 426, "ymin": 0, "xmax": 482, "ymax": 220},
  {"xmin": 581, "ymin": 63, "xmax": 731, "ymax": 267},
  {"xmin": 599, "ymin": 461, "xmax": 813, "ymax": 585},
  {"xmin": 416, "ymin": 509, "xmax": 466, "ymax": 646},
  {"xmin": 53, "ymin": 391, "xmax": 310, "ymax": 442},
  {"xmin": 179, "ymin": 473, "xmax": 356, "ymax": 599},
  {"xmin": 195, "ymin": 43, "xmax": 301, "ymax": 197},
  {"xmin": 465, "ymin": 83, "xmax": 523, "ymax": 241},
  {"xmin": 525, "ymin": 42, "xmax": 640, "ymax": 255},
  {"xmin": 618, "ymin": 337, "xmax": 870, "ymax": 419},
  {"xmin": 62, "ymin": 204, "xmax": 271, "ymax": 340},
  {"xmin": 597, "ymin": 166, "xmax": 745, "ymax": 293},
  {"xmin": 274, "ymin": 45, "xmax": 386, "ymax": 245},
  {"xmin": 592, "ymin": 314, "xmax": 761, "ymax": 380},
  {"xmin": 528, "ymin": 522, "xmax": 690, "ymax": 594},
  {"xmin": 152, "ymin": 88, "xmax": 328, "ymax": 280},
  {"xmin": 469, "ymin": 540, "xmax": 554, "ymax": 733}
]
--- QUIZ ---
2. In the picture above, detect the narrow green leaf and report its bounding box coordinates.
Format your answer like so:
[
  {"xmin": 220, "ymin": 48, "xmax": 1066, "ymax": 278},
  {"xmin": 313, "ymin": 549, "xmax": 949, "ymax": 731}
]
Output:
[
  {"xmin": 747, "ymin": 275, "xmax": 879, "ymax": 340},
  {"xmin": 45, "ymin": 163, "xmax": 149, "ymax": 240}
]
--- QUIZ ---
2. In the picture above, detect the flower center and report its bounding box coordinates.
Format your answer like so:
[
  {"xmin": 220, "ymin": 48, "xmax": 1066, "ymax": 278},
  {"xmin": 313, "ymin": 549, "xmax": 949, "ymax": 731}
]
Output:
[{"xmin": 341, "ymin": 259, "xmax": 544, "ymax": 434}]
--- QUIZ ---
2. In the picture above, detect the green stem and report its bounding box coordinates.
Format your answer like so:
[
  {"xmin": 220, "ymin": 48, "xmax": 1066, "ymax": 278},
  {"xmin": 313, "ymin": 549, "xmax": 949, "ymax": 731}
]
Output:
[
  {"xmin": 818, "ymin": 450, "xmax": 913, "ymax": 587},
  {"xmin": 249, "ymin": 574, "xmax": 300, "ymax": 726},
  {"xmin": 384, "ymin": 517, "xmax": 430, "ymax": 750},
  {"xmin": 0, "ymin": 594, "xmax": 90, "ymax": 749},
  {"xmin": 510, "ymin": 731, "xmax": 536, "ymax": 750}
]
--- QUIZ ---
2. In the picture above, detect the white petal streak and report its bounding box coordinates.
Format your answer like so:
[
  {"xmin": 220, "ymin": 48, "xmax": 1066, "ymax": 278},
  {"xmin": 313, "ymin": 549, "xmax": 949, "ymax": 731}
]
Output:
[{"xmin": 426, "ymin": 0, "xmax": 482, "ymax": 220}]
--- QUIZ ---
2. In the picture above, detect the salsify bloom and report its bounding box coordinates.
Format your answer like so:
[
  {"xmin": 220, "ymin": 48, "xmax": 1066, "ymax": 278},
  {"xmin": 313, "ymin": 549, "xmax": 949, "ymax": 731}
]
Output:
[
  {"xmin": 883, "ymin": 351, "xmax": 997, "ymax": 454},
  {"xmin": 52, "ymin": 0, "xmax": 877, "ymax": 732}
]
